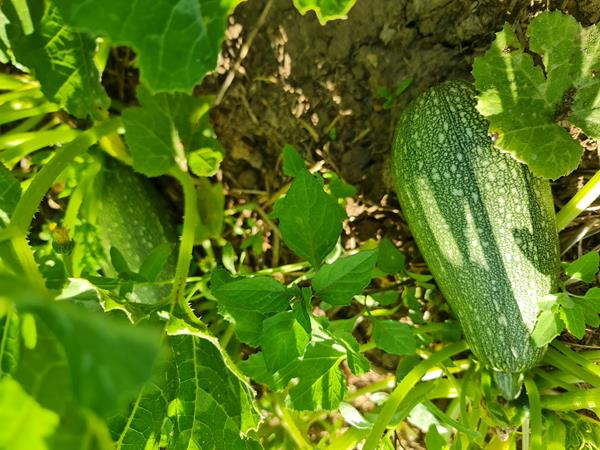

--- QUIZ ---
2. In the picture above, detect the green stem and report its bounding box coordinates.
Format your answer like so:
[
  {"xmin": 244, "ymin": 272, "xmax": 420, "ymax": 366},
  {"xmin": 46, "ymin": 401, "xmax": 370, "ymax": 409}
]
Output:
[
  {"xmin": 0, "ymin": 127, "xmax": 79, "ymax": 168},
  {"xmin": 544, "ymin": 348, "xmax": 600, "ymax": 387},
  {"xmin": 273, "ymin": 393, "xmax": 312, "ymax": 450},
  {"xmin": 0, "ymin": 103, "xmax": 59, "ymax": 125},
  {"xmin": 552, "ymin": 341, "xmax": 600, "ymax": 378},
  {"xmin": 540, "ymin": 387, "xmax": 600, "ymax": 411},
  {"xmin": 345, "ymin": 375, "xmax": 395, "ymax": 402},
  {"xmin": 423, "ymin": 399, "xmax": 480, "ymax": 437},
  {"xmin": 556, "ymin": 168, "xmax": 600, "ymax": 231},
  {"xmin": 524, "ymin": 378, "xmax": 543, "ymax": 450},
  {"xmin": 0, "ymin": 118, "xmax": 122, "ymax": 240},
  {"xmin": 363, "ymin": 341, "xmax": 468, "ymax": 450},
  {"xmin": 253, "ymin": 260, "xmax": 311, "ymax": 275},
  {"xmin": 9, "ymin": 234, "xmax": 46, "ymax": 290},
  {"xmin": 168, "ymin": 169, "xmax": 200, "ymax": 320}
]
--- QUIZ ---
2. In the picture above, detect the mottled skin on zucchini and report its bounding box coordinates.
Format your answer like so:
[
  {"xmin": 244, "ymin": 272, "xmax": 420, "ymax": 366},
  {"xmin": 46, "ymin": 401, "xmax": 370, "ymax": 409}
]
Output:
[{"xmin": 392, "ymin": 80, "xmax": 560, "ymax": 372}]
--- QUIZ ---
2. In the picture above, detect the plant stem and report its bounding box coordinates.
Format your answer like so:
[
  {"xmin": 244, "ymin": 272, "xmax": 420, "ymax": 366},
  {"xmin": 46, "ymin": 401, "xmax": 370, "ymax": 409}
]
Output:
[
  {"xmin": 273, "ymin": 393, "xmax": 312, "ymax": 450},
  {"xmin": 168, "ymin": 169, "xmax": 200, "ymax": 321},
  {"xmin": 544, "ymin": 348, "xmax": 600, "ymax": 387},
  {"xmin": 552, "ymin": 341, "xmax": 600, "ymax": 378},
  {"xmin": 0, "ymin": 118, "xmax": 122, "ymax": 239},
  {"xmin": 540, "ymin": 387, "xmax": 600, "ymax": 411},
  {"xmin": 556, "ymin": 168, "xmax": 600, "ymax": 231},
  {"xmin": 524, "ymin": 378, "xmax": 543, "ymax": 450},
  {"xmin": 362, "ymin": 341, "xmax": 468, "ymax": 450}
]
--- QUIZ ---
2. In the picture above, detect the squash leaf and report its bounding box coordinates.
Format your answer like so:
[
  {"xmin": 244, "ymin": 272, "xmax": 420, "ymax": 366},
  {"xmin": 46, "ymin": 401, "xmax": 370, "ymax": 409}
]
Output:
[
  {"xmin": 53, "ymin": 0, "xmax": 242, "ymax": 93},
  {"xmin": 473, "ymin": 11, "xmax": 600, "ymax": 179}
]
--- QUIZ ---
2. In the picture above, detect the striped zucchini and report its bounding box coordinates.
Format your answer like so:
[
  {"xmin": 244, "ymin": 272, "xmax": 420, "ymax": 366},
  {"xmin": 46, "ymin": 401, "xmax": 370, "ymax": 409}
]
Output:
[{"xmin": 392, "ymin": 81, "xmax": 560, "ymax": 373}]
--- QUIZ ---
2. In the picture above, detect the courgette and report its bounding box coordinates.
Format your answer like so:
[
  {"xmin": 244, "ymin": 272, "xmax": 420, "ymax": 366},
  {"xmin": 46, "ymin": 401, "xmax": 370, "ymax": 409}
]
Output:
[
  {"xmin": 95, "ymin": 158, "xmax": 177, "ymax": 304},
  {"xmin": 392, "ymin": 81, "xmax": 560, "ymax": 373}
]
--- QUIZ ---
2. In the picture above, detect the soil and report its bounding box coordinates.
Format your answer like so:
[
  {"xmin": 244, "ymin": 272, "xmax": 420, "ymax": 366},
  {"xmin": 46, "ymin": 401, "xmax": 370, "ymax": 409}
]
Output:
[{"xmin": 207, "ymin": 0, "xmax": 600, "ymax": 203}]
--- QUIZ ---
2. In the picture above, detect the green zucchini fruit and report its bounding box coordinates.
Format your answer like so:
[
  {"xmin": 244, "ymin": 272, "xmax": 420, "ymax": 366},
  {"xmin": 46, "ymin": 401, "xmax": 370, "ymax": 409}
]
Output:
[
  {"xmin": 392, "ymin": 80, "xmax": 560, "ymax": 373},
  {"xmin": 96, "ymin": 158, "xmax": 177, "ymax": 305}
]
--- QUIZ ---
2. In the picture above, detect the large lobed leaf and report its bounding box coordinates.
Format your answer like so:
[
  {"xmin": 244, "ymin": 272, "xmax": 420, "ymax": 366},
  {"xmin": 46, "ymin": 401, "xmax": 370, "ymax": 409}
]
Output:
[
  {"xmin": 2, "ymin": 0, "xmax": 109, "ymax": 118},
  {"xmin": 111, "ymin": 318, "xmax": 262, "ymax": 449},
  {"xmin": 54, "ymin": 0, "xmax": 242, "ymax": 93},
  {"xmin": 473, "ymin": 11, "xmax": 600, "ymax": 179}
]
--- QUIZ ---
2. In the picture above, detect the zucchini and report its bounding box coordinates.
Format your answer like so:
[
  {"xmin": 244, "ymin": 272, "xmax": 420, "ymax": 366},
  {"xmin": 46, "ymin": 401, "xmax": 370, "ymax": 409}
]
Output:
[
  {"xmin": 392, "ymin": 81, "xmax": 560, "ymax": 373},
  {"xmin": 95, "ymin": 158, "xmax": 177, "ymax": 305}
]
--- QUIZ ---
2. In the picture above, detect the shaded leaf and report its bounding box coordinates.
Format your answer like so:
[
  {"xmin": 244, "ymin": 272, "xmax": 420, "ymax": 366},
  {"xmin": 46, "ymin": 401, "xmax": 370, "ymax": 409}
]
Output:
[
  {"xmin": 238, "ymin": 352, "xmax": 277, "ymax": 389},
  {"xmin": 138, "ymin": 243, "xmax": 174, "ymax": 282},
  {"xmin": 559, "ymin": 304, "xmax": 586, "ymax": 339},
  {"xmin": 260, "ymin": 311, "xmax": 310, "ymax": 372},
  {"xmin": 123, "ymin": 87, "xmax": 217, "ymax": 177},
  {"xmin": 0, "ymin": 161, "xmax": 20, "ymax": 227},
  {"xmin": 54, "ymin": 0, "xmax": 243, "ymax": 93},
  {"xmin": 328, "ymin": 173, "xmax": 357, "ymax": 199},
  {"xmin": 565, "ymin": 251, "xmax": 599, "ymax": 283},
  {"xmin": 371, "ymin": 320, "xmax": 416, "ymax": 356},
  {"xmin": 278, "ymin": 339, "xmax": 346, "ymax": 411},
  {"xmin": 282, "ymin": 144, "xmax": 306, "ymax": 177},
  {"xmin": 273, "ymin": 170, "xmax": 345, "ymax": 267},
  {"xmin": 112, "ymin": 319, "xmax": 262, "ymax": 449},
  {"xmin": 0, "ymin": 310, "xmax": 20, "ymax": 375},
  {"xmin": 313, "ymin": 250, "xmax": 378, "ymax": 306},
  {"xmin": 211, "ymin": 274, "xmax": 294, "ymax": 346},
  {"xmin": 3, "ymin": 0, "xmax": 109, "ymax": 117},
  {"xmin": 532, "ymin": 309, "xmax": 563, "ymax": 347},
  {"xmin": 377, "ymin": 239, "xmax": 406, "ymax": 275},
  {"xmin": 473, "ymin": 18, "xmax": 583, "ymax": 179}
]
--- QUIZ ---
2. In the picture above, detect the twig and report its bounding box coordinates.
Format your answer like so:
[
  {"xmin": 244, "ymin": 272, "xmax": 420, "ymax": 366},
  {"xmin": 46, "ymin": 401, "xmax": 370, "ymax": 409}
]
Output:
[{"xmin": 215, "ymin": 0, "xmax": 273, "ymax": 105}]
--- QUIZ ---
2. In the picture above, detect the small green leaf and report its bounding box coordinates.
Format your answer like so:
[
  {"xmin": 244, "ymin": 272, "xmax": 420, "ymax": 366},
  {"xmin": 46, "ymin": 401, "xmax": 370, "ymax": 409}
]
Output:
[
  {"xmin": 425, "ymin": 424, "xmax": 449, "ymax": 450},
  {"xmin": 123, "ymin": 87, "xmax": 217, "ymax": 177},
  {"xmin": 377, "ymin": 239, "xmax": 406, "ymax": 274},
  {"xmin": 260, "ymin": 311, "xmax": 310, "ymax": 372},
  {"xmin": 565, "ymin": 251, "xmax": 599, "ymax": 283},
  {"xmin": 328, "ymin": 173, "xmax": 357, "ymax": 199},
  {"xmin": 138, "ymin": 243, "xmax": 174, "ymax": 282},
  {"xmin": 330, "ymin": 329, "xmax": 369, "ymax": 374},
  {"xmin": 292, "ymin": 287, "xmax": 313, "ymax": 335},
  {"xmin": 278, "ymin": 339, "xmax": 346, "ymax": 411},
  {"xmin": 282, "ymin": 144, "xmax": 306, "ymax": 177},
  {"xmin": 188, "ymin": 148, "xmax": 223, "ymax": 177},
  {"xmin": 313, "ymin": 250, "xmax": 378, "ymax": 306},
  {"xmin": 211, "ymin": 275, "xmax": 294, "ymax": 314},
  {"xmin": 559, "ymin": 304, "xmax": 586, "ymax": 339},
  {"xmin": 292, "ymin": 0, "xmax": 357, "ymax": 25},
  {"xmin": 583, "ymin": 287, "xmax": 600, "ymax": 312},
  {"xmin": 238, "ymin": 352, "xmax": 277, "ymax": 389},
  {"xmin": 396, "ymin": 354, "xmax": 422, "ymax": 381},
  {"xmin": 211, "ymin": 274, "xmax": 294, "ymax": 346},
  {"xmin": 0, "ymin": 378, "xmax": 59, "ymax": 450},
  {"xmin": 371, "ymin": 320, "xmax": 416, "ymax": 356},
  {"xmin": 110, "ymin": 246, "xmax": 131, "ymax": 275},
  {"xmin": 273, "ymin": 170, "xmax": 345, "ymax": 267},
  {"xmin": 532, "ymin": 309, "xmax": 563, "ymax": 347}
]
